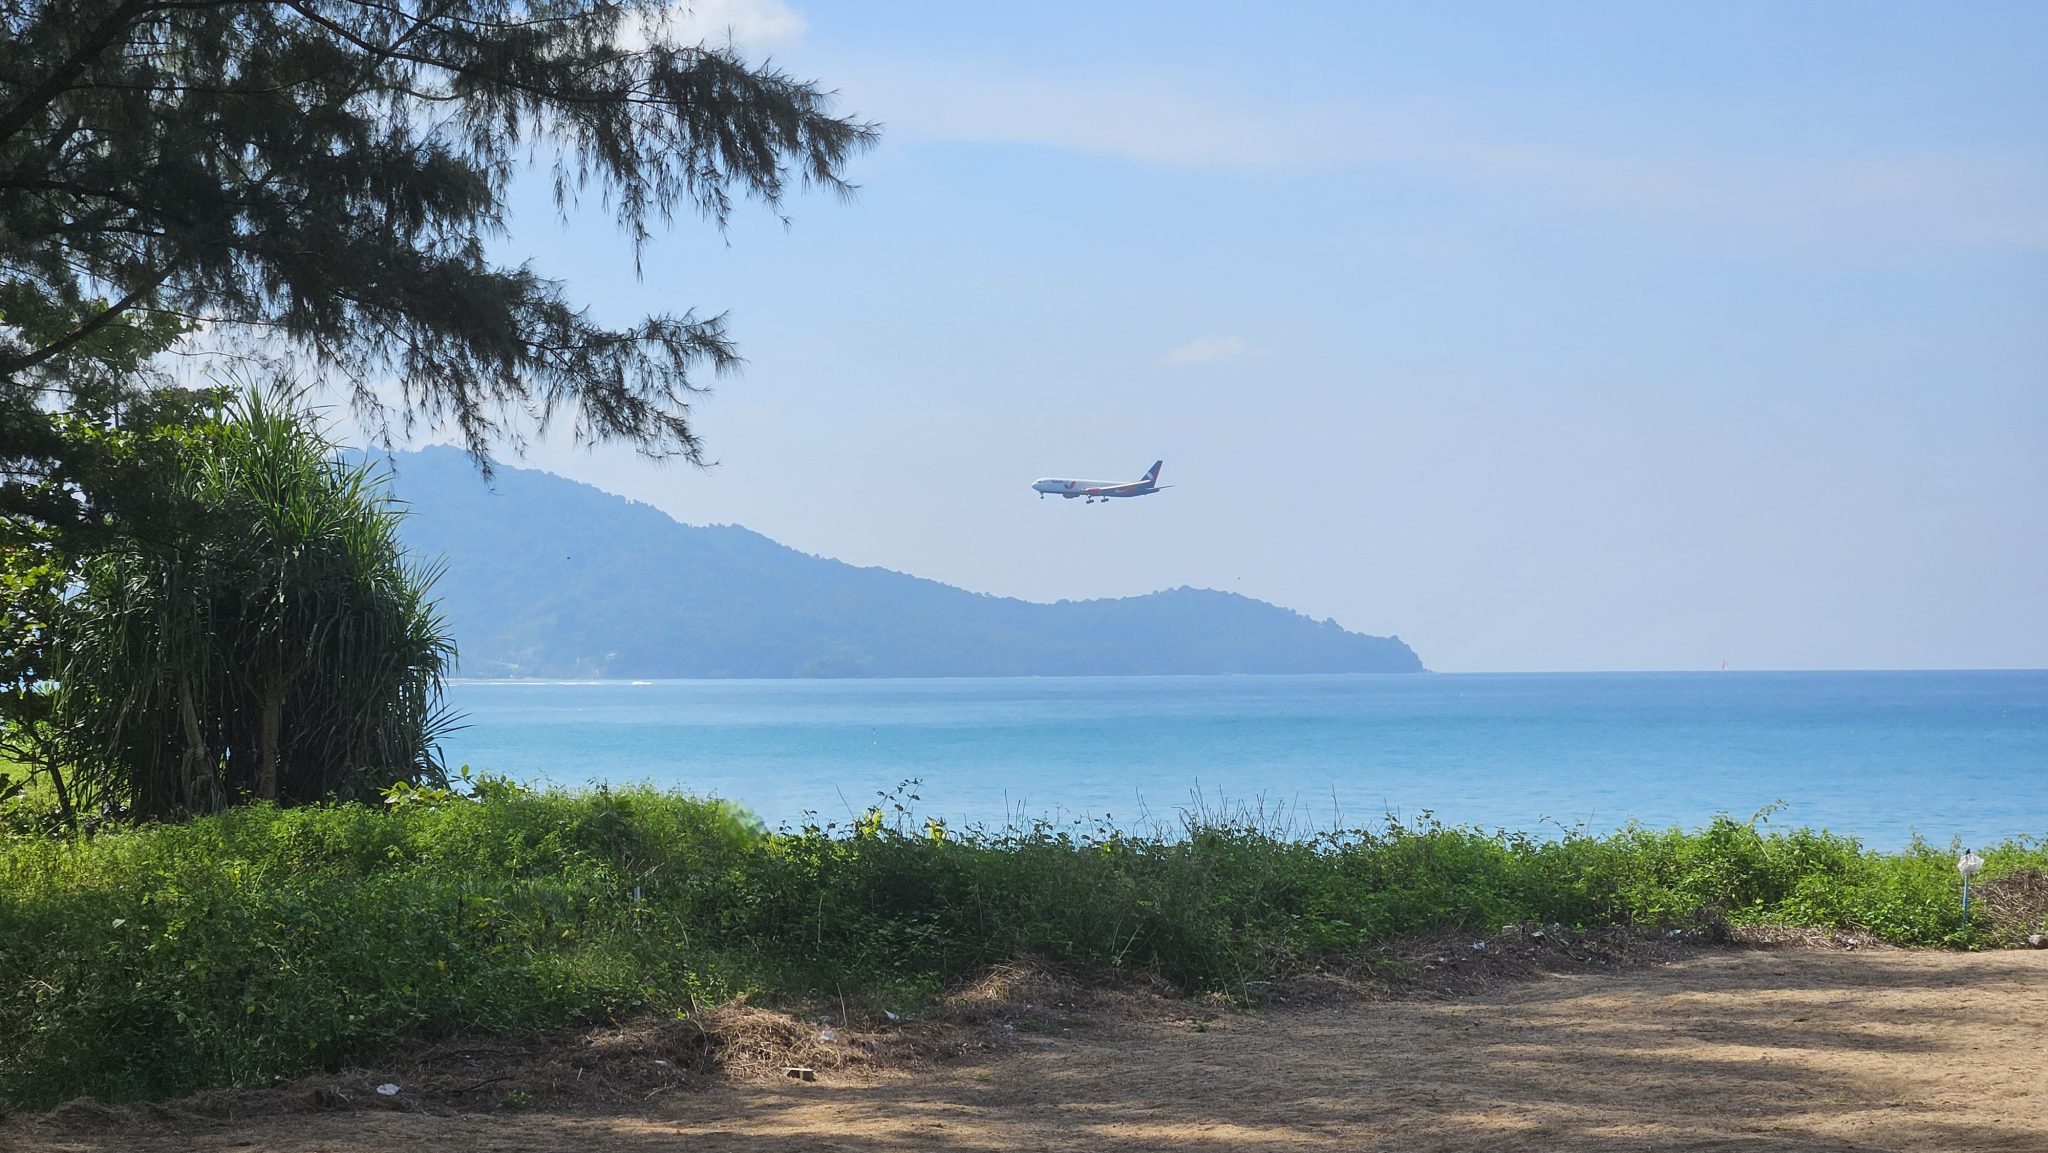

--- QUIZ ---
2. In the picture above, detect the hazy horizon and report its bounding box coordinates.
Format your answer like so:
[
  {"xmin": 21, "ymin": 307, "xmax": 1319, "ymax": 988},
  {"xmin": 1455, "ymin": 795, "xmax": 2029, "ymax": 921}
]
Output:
[{"xmin": 350, "ymin": 1, "xmax": 2044, "ymax": 673}]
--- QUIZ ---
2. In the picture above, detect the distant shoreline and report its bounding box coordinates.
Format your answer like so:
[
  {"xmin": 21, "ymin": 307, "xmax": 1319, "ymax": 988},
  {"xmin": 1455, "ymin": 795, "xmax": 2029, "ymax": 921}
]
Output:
[{"xmin": 444, "ymin": 667, "xmax": 2041, "ymax": 683}]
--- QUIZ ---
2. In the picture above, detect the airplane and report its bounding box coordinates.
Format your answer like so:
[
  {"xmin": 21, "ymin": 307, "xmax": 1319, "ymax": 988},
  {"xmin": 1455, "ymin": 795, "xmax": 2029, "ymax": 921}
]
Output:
[{"xmin": 1032, "ymin": 461, "xmax": 1170, "ymax": 503}]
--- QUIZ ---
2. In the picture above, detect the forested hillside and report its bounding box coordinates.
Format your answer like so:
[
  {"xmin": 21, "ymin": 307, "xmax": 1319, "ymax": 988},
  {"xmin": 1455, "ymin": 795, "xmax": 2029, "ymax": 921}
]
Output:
[{"xmin": 377, "ymin": 448, "xmax": 1424, "ymax": 678}]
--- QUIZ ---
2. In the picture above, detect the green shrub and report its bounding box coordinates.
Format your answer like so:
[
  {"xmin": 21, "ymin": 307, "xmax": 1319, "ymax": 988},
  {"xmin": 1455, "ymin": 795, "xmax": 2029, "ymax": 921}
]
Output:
[
  {"xmin": 50, "ymin": 391, "xmax": 455, "ymax": 822},
  {"xmin": 2, "ymin": 787, "xmax": 2040, "ymax": 1108}
]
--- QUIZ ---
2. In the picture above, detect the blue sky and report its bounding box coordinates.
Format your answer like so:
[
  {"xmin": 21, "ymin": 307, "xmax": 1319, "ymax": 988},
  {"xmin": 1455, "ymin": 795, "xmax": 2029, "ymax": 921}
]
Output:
[{"xmin": 401, "ymin": 0, "xmax": 2046, "ymax": 671}]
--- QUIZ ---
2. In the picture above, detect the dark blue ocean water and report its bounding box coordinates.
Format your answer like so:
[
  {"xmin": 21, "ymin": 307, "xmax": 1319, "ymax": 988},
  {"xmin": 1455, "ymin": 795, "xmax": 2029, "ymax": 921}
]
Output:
[{"xmin": 439, "ymin": 671, "xmax": 2046, "ymax": 848}]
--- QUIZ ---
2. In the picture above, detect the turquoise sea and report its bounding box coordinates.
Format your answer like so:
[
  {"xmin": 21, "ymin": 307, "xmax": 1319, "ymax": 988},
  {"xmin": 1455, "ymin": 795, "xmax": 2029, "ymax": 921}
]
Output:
[{"xmin": 440, "ymin": 671, "xmax": 2047, "ymax": 849}]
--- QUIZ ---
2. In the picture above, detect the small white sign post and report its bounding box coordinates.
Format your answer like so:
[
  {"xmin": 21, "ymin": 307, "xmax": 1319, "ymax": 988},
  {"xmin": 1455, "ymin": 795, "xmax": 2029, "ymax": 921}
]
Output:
[{"xmin": 1958, "ymin": 849, "xmax": 1984, "ymax": 926}]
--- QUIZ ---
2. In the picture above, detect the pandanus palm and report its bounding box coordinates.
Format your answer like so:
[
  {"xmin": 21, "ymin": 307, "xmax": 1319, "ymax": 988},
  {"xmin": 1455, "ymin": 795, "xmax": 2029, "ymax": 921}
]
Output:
[{"xmin": 56, "ymin": 392, "xmax": 456, "ymax": 819}]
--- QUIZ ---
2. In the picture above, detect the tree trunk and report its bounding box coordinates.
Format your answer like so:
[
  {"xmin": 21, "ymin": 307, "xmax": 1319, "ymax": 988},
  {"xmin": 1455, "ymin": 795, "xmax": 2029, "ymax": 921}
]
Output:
[
  {"xmin": 176, "ymin": 674, "xmax": 224, "ymax": 812},
  {"xmin": 258, "ymin": 672, "xmax": 284, "ymax": 802},
  {"xmin": 43, "ymin": 753, "xmax": 75, "ymax": 830}
]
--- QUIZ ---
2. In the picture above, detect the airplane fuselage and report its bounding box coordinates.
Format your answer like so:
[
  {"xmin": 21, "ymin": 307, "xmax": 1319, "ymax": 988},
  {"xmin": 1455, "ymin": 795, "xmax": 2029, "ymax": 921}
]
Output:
[{"xmin": 1032, "ymin": 478, "xmax": 1161, "ymax": 497}]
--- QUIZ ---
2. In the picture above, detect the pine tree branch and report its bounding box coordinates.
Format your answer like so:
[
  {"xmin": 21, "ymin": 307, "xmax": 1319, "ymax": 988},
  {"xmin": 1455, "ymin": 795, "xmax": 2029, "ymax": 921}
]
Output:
[
  {"xmin": 0, "ymin": 0, "xmax": 154, "ymax": 148},
  {"xmin": 0, "ymin": 266, "xmax": 177, "ymax": 376},
  {"xmin": 0, "ymin": 0, "xmax": 266, "ymax": 149}
]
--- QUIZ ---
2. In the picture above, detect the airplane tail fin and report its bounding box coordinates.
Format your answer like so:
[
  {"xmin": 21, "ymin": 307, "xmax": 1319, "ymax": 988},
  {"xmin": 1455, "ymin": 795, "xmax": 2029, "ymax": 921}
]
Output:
[{"xmin": 1144, "ymin": 460, "xmax": 1163, "ymax": 484}]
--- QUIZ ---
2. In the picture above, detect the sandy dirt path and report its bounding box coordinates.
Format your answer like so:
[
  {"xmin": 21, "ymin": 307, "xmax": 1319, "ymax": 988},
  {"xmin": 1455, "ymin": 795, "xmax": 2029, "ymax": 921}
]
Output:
[{"xmin": 8, "ymin": 948, "xmax": 2046, "ymax": 1152}]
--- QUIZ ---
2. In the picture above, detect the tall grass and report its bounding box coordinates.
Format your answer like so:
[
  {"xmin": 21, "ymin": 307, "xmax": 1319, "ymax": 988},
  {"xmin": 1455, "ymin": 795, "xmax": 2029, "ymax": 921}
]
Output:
[{"xmin": 2, "ymin": 784, "xmax": 2041, "ymax": 1107}]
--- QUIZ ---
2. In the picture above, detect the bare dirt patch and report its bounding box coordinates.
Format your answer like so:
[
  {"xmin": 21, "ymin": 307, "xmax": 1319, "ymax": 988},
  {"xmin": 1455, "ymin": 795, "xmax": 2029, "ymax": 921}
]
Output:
[{"xmin": 7, "ymin": 943, "xmax": 2046, "ymax": 1153}]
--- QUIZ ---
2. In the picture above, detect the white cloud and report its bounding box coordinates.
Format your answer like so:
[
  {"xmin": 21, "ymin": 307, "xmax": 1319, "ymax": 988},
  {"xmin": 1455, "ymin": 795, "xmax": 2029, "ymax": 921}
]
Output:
[
  {"xmin": 622, "ymin": 0, "xmax": 807, "ymax": 54},
  {"xmin": 1163, "ymin": 335, "xmax": 1248, "ymax": 366},
  {"xmin": 848, "ymin": 63, "xmax": 1327, "ymax": 170}
]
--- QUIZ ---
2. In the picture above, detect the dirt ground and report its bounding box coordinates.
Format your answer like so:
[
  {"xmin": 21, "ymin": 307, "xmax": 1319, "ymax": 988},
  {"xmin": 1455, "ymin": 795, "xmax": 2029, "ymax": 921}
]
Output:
[{"xmin": 7, "ymin": 945, "xmax": 2047, "ymax": 1153}]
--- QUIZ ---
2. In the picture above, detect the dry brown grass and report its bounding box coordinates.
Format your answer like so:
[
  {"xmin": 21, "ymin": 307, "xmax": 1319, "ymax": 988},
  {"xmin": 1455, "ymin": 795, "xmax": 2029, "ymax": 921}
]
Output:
[
  {"xmin": 1975, "ymin": 867, "xmax": 2048, "ymax": 942},
  {"xmin": 12, "ymin": 944, "xmax": 2048, "ymax": 1153}
]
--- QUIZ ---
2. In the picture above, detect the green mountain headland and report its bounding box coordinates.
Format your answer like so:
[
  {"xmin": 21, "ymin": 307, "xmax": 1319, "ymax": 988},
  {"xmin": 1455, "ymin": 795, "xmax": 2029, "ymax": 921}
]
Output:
[{"xmin": 375, "ymin": 447, "xmax": 1424, "ymax": 678}]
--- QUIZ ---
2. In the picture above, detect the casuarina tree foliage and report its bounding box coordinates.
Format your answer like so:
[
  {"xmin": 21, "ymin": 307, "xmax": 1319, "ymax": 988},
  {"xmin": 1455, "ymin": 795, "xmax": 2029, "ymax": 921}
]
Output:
[
  {"xmin": 52, "ymin": 392, "xmax": 456, "ymax": 821},
  {"xmin": 0, "ymin": 0, "xmax": 877, "ymax": 537}
]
